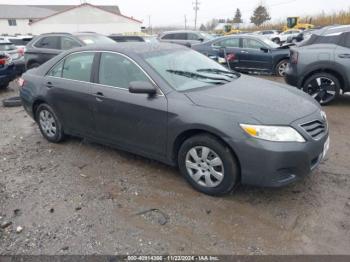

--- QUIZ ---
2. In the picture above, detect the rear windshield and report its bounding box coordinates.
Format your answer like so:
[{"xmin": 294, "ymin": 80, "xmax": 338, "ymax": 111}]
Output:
[
  {"xmin": 8, "ymin": 38, "xmax": 32, "ymax": 46},
  {"xmin": 0, "ymin": 43, "xmax": 16, "ymax": 51},
  {"xmin": 76, "ymin": 35, "xmax": 115, "ymax": 45}
]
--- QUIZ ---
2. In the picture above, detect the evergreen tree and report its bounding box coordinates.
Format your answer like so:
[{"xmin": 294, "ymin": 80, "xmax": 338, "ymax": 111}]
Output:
[
  {"xmin": 233, "ymin": 8, "xmax": 243, "ymax": 24},
  {"xmin": 250, "ymin": 5, "xmax": 271, "ymax": 26}
]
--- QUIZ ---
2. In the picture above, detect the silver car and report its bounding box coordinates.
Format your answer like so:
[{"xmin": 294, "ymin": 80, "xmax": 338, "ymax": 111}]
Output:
[{"xmin": 159, "ymin": 30, "xmax": 214, "ymax": 47}]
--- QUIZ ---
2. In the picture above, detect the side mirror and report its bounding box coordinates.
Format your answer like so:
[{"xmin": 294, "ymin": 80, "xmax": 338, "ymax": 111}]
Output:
[
  {"xmin": 260, "ymin": 47, "xmax": 269, "ymax": 53},
  {"xmin": 129, "ymin": 81, "xmax": 157, "ymax": 95},
  {"xmin": 198, "ymin": 38, "xmax": 204, "ymax": 42}
]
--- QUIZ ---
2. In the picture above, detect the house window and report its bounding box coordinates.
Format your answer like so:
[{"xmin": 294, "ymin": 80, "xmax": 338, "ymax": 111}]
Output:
[{"xmin": 8, "ymin": 19, "xmax": 17, "ymax": 26}]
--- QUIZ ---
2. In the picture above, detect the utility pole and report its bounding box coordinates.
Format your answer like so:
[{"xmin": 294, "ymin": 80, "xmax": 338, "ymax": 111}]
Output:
[
  {"xmin": 193, "ymin": 0, "xmax": 200, "ymax": 30},
  {"xmin": 184, "ymin": 15, "xmax": 187, "ymax": 30},
  {"xmin": 148, "ymin": 15, "xmax": 152, "ymax": 34}
]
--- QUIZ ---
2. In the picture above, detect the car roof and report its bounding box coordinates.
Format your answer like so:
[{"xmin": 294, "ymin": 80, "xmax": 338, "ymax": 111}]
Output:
[
  {"xmin": 0, "ymin": 40, "xmax": 12, "ymax": 44},
  {"xmin": 162, "ymin": 30, "xmax": 201, "ymax": 34},
  {"xmin": 38, "ymin": 32, "xmax": 100, "ymax": 37},
  {"xmin": 66, "ymin": 42, "xmax": 186, "ymax": 55},
  {"xmin": 213, "ymin": 34, "xmax": 268, "ymax": 41},
  {"xmin": 314, "ymin": 24, "xmax": 350, "ymax": 36}
]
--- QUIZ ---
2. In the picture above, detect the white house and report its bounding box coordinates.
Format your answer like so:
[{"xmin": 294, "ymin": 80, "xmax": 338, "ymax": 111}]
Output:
[{"xmin": 0, "ymin": 3, "xmax": 142, "ymax": 36}]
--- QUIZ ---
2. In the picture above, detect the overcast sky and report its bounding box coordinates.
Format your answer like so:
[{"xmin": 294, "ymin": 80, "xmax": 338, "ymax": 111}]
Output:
[{"xmin": 0, "ymin": 0, "xmax": 349, "ymax": 27}]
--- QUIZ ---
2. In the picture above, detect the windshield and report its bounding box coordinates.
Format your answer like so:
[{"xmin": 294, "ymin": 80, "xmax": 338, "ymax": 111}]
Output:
[
  {"xmin": 0, "ymin": 43, "xmax": 16, "ymax": 51},
  {"xmin": 77, "ymin": 35, "xmax": 115, "ymax": 45},
  {"xmin": 261, "ymin": 38, "xmax": 280, "ymax": 48},
  {"xmin": 200, "ymin": 32, "xmax": 215, "ymax": 41},
  {"xmin": 143, "ymin": 49, "xmax": 240, "ymax": 91}
]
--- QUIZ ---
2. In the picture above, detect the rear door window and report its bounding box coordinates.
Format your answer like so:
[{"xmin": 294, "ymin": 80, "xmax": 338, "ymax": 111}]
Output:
[
  {"xmin": 62, "ymin": 52, "xmax": 95, "ymax": 82},
  {"xmin": 34, "ymin": 36, "xmax": 60, "ymax": 49},
  {"xmin": 162, "ymin": 34, "xmax": 174, "ymax": 40},
  {"xmin": 173, "ymin": 33, "xmax": 187, "ymax": 40},
  {"xmin": 213, "ymin": 38, "xmax": 240, "ymax": 48}
]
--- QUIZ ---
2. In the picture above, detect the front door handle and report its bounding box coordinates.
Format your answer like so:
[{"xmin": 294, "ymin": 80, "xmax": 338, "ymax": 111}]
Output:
[
  {"xmin": 240, "ymin": 50, "xmax": 249, "ymax": 54},
  {"xmin": 94, "ymin": 92, "xmax": 104, "ymax": 102},
  {"xmin": 94, "ymin": 92, "xmax": 104, "ymax": 97},
  {"xmin": 46, "ymin": 81, "xmax": 53, "ymax": 88},
  {"xmin": 338, "ymin": 54, "xmax": 350, "ymax": 59}
]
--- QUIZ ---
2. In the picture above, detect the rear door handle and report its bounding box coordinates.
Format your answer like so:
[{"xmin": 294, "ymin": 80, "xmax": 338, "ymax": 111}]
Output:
[
  {"xmin": 338, "ymin": 54, "xmax": 350, "ymax": 59},
  {"xmin": 240, "ymin": 50, "xmax": 249, "ymax": 54}
]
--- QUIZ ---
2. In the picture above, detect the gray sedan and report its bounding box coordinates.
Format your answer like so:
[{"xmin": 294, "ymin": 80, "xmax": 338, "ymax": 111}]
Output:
[{"xmin": 19, "ymin": 43, "xmax": 329, "ymax": 195}]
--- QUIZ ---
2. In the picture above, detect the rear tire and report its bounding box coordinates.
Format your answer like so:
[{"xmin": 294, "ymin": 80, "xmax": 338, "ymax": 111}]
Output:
[
  {"xmin": 303, "ymin": 72, "xmax": 340, "ymax": 105},
  {"xmin": 35, "ymin": 104, "xmax": 65, "ymax": 143},
  {"xmin": 178, "ymin": 134, "xmax": 239, "ymax": 196}
]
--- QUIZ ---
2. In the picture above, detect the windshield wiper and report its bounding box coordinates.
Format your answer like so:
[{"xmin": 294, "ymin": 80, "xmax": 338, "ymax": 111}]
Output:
[
  {"xmin": 166, "ymin": 69, "xmax": 231, "ymax": 84},
  {"xmin": 197, "ymin": 68, "xmax": 241, "ymax": 78}
]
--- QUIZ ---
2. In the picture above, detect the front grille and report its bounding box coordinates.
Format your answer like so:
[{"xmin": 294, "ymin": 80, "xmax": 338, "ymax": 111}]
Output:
[{"xmin": 301, "ymin": 120, "xmax": 327, "ymax": 140}]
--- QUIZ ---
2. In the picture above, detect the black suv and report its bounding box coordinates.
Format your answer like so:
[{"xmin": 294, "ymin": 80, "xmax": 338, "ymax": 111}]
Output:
[
  {"xmin": 25, "ymin": 32, "xmax": 115, "ymax": 70},
  {"xmin": 285, "ymin": 25, "xmax": 350, "ymax": 105}
]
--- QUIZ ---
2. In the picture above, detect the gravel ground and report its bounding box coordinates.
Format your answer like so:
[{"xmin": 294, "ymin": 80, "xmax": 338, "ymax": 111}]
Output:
[{"xmin": 0, "ymin": 78, "xmax": 349, "ymax": 255}]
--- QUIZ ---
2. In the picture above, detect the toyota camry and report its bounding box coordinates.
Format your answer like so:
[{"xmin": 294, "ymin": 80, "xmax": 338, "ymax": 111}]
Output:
[{"xmin": 20, "ymin": 43, "xmax": 329, "ymax": 195}]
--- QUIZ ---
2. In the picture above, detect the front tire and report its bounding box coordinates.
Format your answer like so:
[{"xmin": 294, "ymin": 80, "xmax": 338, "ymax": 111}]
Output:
[
  {"xmin": 275, "ymin": 59, "xmax": 289, "ymax": 77},
  {"xmin": 178, "ymin": 134, "xmax": 239, "ymax": 196},
  {"xmin": 303, "ymin": 73, "xmax": 340, "ymax": 105},
  {"xmin": 35, "ymin": 104, "xmax": 65, "ymax": 143}
]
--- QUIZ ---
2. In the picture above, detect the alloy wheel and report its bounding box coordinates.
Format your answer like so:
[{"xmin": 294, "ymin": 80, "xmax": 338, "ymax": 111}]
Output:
[
  {"xmin": 185, "ymin": 146, "xmax": 224, "ymax": 188},
  {"xmin": 278, "ymin": 61, "xmax": 288, "ymax": 76},
  {"xmin": 305, "ymin": 76, "xmax": 337, "ymax": 104},
  {"xmin": 39, "ymin": 109, "xmax": 57, "ymax": 138}
]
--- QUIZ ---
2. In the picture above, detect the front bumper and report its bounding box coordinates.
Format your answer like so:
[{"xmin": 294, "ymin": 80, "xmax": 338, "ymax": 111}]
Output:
[
  {"xmin": 232, "ymin": 135, "xmax": 328, "ymax": 187},
  {"xmin": 229, "ymin": 112, "xmax": 329, "ymax": 187}
]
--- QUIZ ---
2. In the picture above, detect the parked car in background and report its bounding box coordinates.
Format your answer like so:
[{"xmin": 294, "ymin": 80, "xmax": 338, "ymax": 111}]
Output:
[
  {"xmin": 272, "ymin": 29, "xmax": 302, "ymax": 44},
  {"xmin": 109, "ymin": 35, "xmax": 145, "ymax": 42},
  {"xmin": 3, "ymin": 35, "xmax": 34, "ymax": 49},
  {"xmin": 109, "ymin": 35, "xmax": 159, "ymax": 44},
  {"xmin": 0, "ymin": 52, "xmax": 16, "ymax": 89},
  {"xmin": 285, "ymin": 26, "xmax": 350, "ymax": 105},
  {"xmin": 158, "ymin": 30, "xmax": 214, "ymax": 47},
  {"xmin": 253, "ymin": 30, "xmax": 280, "ymax": 40},
  {"xmin": 192, "ymin": 35, "xmax": 290, "ymax": 76},
  {"xmin": 24, "ymin": 32, "xmax": 115, "ymax": 70},
  {"xmin": 19, "ymin": 42, "xmax": 329, "ymax": 195},
  {"xmin": 0, "ymin": 40, "xmax": 25, "ymax": 75},
  {"xmin": 285, "ymin": 29, "xmax": 317, "ymax": 44}
]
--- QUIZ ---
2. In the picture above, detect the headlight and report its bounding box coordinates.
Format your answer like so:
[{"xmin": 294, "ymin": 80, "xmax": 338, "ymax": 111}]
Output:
[{"xmin": 240, "ymin": 124, "xmax": 305, "ymax": 142}]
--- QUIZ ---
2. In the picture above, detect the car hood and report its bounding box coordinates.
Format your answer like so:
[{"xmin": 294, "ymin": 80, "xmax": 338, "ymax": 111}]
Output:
[{"xmin": 184, "ymin": 75, "xmax": 320, "ymax": 125}]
